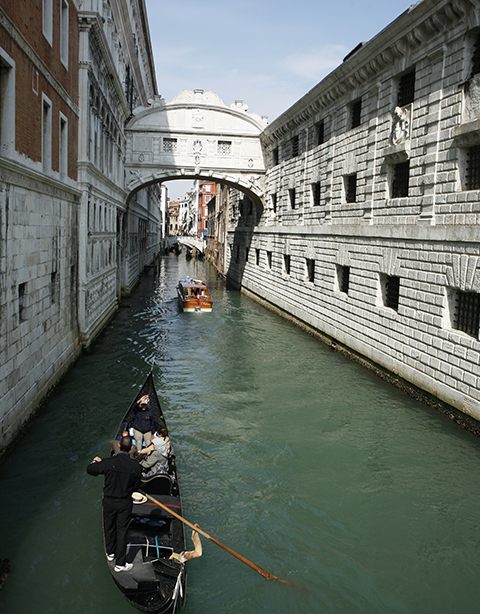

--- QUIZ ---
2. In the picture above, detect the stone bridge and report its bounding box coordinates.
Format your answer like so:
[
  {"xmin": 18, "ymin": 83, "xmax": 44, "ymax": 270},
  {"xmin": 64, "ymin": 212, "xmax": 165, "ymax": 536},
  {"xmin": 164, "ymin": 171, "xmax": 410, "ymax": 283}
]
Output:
[
  {"xmin": 177, "ymin": 236, "xmax": 205, "ymax": 252},
  {"xmin": 124, "ymin": 89, "xmax": 268, "ymax": 206}
]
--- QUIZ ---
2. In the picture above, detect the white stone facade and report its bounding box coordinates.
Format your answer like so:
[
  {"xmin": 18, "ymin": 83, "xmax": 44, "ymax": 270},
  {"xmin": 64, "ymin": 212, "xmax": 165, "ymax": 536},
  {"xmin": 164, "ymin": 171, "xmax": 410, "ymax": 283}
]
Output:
[
  {"xmin": 225, "ymin": 0, "xmax": 480, "ymax": 421},
  {"xmin": 77, "ymin": 0, "xmax": 161, "ymax": 345}
]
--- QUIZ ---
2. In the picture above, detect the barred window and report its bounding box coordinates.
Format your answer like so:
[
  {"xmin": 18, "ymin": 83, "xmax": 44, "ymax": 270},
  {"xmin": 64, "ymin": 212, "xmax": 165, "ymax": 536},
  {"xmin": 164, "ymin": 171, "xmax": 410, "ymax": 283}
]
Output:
[
  {"xmin": 18, "ymin": 282, "xmax": 26, "ymax": 322},
  {"xmin": 306, "ymin": 258, "xmax": 315, "ymax": 283},
  {"xmin": 271, "ymin": 193, "xmax": 277, "ymax": 213},
  {"xmin": 291, "ymin": 135, "xmax": 299, "ymax": 157},
  {"xmin": 472, "ymin": 32, "xmax": 480, "ymax": 77},
  {"xmin": 272, "ymin": 147, "xmax": 279, "ymax": 166},
  {"xmin": 345, "ymin": 173, "xmax": 357, "ymax": 203},
  {"xmin": 312, "ymin": 182, "xmax": 321, "ymax": 205},
  {"xmin": 338, "ymin": 265, "xmax": 350, "ymax": 295},
  {"xmin": 391, "ymin": 161, "xmax": 410, "ymax": 198},
  {"xmin": 255, "ymin": 248, "xmax": 260, "ymax": 266},
  {"xmin": 266, "ymin": 251, "xmax": 272, "ymax": 269},
  {"xmin": 245, "ymin": 247, "xmax": 249, "ymax": 262},
  {"xmin": 316, "ymin": 121, "xmax": 325, "ymax": 146},
  {"xmin": 163, "ymin": 138, "xmax": 177, "ymax": 153},
  {"xmin": 351, "ymin": 99, "xmax": 362, "ymax": 129},
  {"xmin": 382, "ymin": 275, "xmax": 400, "ymax": 311},
  {"xmin": 453, "ymin": 290, "xmax": 480, "ymax": 338},
  {"xmin": 284, "ymin": 254, "xmax": 291, "ymax": 275},
  {"xmin": 466, "ymin": 145, "xmax": 480, "ymax": 190},
  {"xmin": 289, "ymin": 188, "xmax": 296, "ymax": 209},
  {"xmin": 217, "ymin": 140, "xmax": 232, "ymax": 155},
  {"xmin": 397, "ymin": 70, "xmax": 415, "ymax": 107}
]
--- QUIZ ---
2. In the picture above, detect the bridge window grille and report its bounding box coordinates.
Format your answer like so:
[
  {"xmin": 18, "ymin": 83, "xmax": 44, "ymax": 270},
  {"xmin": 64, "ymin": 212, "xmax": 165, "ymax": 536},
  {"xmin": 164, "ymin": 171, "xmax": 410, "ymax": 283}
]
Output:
[
  {"xmin": 316, "ymin": 121, "xmax": 325, "ymax": 146},
  {"xmin": 289, "ymin": 188, "xmax": 296, "ymax": 209},
  {"xmin": 472, "ymin": 33, "xmax": 480, "ymax": 77},
  {"xmin": 466, "ymin": 145, "xmax": 480, "ymax": 190},
  {"xmin": 397, "ymin": 70, "xmax": 415, "ymax": 107},
  {"xmin": 453, "ymin": 290, "xmax": 480, "ymax": 338},
  {"xmin": 345, "ymin": 173, "xmax": 357, "ymax": 203},
  {"xmin": 266, "ymin": 251, "xmax": 272, "ymax": 269},
  {"xmin": 306, "ymin": 258, "xmax": 315, "ymax": 283},
  {"xmin": 255, "ymin": 248, "xmax": 260, "ymax": 266},
  {"xmin": 339, "ymin": 265, "xmax": 350, "ymax": 295},
  {"xmin": 284, "ymin": 254, "xmax": 291, "ymax": 275},
  {"xmin": 312, "ymin": 181, "xmax": 321, "ymax": 205},
  {"xmin": 383, "ymin": 275, "xmax": 400, "ymax": 311},
  {"xmin": 391, "ymin": 161, "xmax": 410, "ymax": 198},
  {"xmin": 217, "ymin": 140, "xmax": 232, "ymax": 155},
  {"xmin": 271, "ymin": 193, "xmax": 277, "ymax": 213},
  {"xmin": 163, "ymin": 138, "xmax": 177, "ymax": 153},
  {"xmin": 351, "ymin": 99, "xmax": 362, "ymax": 129},
  {"xmin": 291, "ymin": 135, "xmax": 299, "ymax": 157}
]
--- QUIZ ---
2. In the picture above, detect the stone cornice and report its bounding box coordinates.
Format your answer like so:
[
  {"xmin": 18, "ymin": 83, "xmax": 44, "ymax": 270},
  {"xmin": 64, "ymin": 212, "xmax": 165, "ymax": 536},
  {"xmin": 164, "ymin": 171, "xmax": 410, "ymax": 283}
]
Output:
[
  {"xmin": 262, "ymin": 0, "xmax": 476, "ymax": 145},
  {"xmin": 0, "ymin": 7, "xmax": 79, "ymax": 116},
  {"xmin": 78, "ymin": 11, "xmax": 130, "ymax": 119}
]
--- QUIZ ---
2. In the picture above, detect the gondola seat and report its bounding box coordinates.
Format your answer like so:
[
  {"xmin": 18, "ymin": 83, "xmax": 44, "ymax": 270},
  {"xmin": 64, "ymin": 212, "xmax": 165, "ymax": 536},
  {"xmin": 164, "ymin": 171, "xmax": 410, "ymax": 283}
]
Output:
[{"xmin": 141, "ymin": 474, "xmax": 172, "ymax": 496}]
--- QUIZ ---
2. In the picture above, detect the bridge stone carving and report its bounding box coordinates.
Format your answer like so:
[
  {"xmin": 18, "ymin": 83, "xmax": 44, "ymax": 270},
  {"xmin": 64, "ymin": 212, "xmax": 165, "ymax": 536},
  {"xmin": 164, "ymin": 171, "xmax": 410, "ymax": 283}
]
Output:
[{"xmin": 124, "ymin": 90, "xmax": 268, "ymax": 204}]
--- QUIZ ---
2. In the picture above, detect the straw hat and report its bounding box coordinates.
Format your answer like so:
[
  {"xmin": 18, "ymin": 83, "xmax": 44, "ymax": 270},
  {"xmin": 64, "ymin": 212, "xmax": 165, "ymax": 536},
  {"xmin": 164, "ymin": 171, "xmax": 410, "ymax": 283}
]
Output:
[{"xmin": 132, "ymin": 492, "xmax": 147, "ymax": 504}]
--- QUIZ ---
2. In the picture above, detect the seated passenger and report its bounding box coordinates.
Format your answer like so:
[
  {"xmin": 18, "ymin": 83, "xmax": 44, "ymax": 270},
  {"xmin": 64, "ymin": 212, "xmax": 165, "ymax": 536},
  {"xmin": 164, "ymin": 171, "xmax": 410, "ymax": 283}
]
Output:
[{"xmin": 139, "ymin": 433, "xmax": 169, "ymax": 476}]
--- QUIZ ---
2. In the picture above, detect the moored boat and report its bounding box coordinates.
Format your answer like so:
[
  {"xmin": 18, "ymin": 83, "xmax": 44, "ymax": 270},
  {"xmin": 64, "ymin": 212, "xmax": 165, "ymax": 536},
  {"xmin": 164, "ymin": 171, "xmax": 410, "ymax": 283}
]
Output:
[
  {"xmin": 177, "ymin": 278, "xmax": 213, "ymax": 312},
  {"xmin": 106, "ymin": 371, "xmax": 188, "ymax": 613}
]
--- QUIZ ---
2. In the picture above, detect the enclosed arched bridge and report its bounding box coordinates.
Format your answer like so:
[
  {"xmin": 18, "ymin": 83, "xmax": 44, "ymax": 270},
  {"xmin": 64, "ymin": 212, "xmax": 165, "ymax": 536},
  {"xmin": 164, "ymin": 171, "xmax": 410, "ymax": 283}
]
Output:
[{"xmin": 124, "ymin": 89, "xmax": 268, "ymax": 205}]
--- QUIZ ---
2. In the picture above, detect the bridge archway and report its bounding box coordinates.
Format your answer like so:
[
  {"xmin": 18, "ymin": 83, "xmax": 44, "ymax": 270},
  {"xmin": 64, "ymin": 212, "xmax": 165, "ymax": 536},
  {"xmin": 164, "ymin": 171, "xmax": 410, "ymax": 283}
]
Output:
[{"xmin": 124, "ymin": 89, "xmax": 268, "ymax": 207}]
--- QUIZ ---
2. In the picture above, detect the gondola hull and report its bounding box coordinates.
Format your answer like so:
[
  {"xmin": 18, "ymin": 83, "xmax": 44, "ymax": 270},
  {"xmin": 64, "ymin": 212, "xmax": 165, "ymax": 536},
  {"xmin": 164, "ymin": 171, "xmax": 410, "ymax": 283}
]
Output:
[{"xmin": 106, "ymin": 372, "xmax": 186, "ymax": 613}]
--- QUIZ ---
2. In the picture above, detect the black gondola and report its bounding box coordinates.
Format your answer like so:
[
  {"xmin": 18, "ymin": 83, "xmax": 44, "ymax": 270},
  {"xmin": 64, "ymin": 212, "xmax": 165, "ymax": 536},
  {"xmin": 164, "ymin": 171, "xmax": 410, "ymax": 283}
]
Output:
[{"xmin": 106, "ymin": 371, "xmax": 187, "ymax": 613}]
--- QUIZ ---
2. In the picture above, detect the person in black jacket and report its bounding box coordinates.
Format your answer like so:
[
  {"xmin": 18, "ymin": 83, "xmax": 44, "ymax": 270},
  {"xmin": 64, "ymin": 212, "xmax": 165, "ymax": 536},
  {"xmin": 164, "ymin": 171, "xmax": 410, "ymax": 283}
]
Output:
[
  {"xmin": 87, "ymin": 435, "xmax": 141, "ymax": 572},
  {"xmin": 132, "ymin": 394, "xmax": 154, "ymax": 450}
]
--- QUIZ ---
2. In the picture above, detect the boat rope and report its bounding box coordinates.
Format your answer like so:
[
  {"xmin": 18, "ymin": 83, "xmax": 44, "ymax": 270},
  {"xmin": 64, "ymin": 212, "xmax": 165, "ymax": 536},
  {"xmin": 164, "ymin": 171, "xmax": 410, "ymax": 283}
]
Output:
[{"xmin": 172, "ymin": 570, "xmax": 183, "ymax": 602}]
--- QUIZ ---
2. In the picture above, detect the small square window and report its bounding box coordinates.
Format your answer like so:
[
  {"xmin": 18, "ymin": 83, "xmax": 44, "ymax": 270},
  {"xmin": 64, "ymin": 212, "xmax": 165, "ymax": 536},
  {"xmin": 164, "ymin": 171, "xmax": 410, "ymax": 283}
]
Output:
[
  {"xmin": 351, "ymin": 99, "xmax": 362, "ymax": 129},
  {"xmin": 312, "ymin": 182, "xmax": 321, "ymax": 206},
  {"xmin": 284, "ymin": 254, "xmax": 291, "ymax": 275},
  {"xmin": 306, "ymin": 258, "xmax": 315, "ymax": 283},
  {"xmin": 391, "ymin": 161, "xmax": 410, "ymax": 198},
  {"xmin": 289, "ymin": 188, "xmax": 296, "ymax": 209},
  {"xmin": 345, "ymin": 174, "xmax": 357, "ymax": 203}
]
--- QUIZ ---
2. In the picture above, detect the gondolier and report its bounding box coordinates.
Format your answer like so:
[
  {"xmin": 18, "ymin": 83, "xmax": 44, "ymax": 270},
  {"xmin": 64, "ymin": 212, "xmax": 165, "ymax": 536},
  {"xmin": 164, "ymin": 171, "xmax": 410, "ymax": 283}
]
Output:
[{"xmin": 87, "ymin": 435, "xmax": 141, "ymax": 572}]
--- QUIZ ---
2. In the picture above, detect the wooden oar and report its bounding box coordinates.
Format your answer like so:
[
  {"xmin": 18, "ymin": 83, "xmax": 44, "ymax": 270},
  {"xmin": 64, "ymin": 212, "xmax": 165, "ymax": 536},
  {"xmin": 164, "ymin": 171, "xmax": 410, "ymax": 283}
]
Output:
[{"xmin": 141, "ymin": 491, "xmax": 294, "ymax": 586}]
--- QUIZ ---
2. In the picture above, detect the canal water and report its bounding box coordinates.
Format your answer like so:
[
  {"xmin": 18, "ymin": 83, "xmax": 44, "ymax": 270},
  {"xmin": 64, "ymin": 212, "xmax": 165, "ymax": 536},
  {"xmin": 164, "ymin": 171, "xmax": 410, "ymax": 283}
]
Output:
[{"xmin": 1, "ymin": 254, "xmax": 480, "ymax": 614}]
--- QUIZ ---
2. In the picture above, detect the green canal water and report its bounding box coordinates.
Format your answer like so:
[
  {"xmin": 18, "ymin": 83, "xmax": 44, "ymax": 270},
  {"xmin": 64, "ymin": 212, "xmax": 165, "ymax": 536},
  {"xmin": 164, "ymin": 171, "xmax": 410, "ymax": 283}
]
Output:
[{"xmin": 1, "ymin": 255, "xmax": 480, "ymax": 613}]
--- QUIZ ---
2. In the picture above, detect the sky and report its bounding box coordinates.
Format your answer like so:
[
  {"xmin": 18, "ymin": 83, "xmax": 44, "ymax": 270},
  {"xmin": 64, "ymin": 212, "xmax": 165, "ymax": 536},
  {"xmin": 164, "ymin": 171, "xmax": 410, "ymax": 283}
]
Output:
[{"xmin": 143, "ymin": 0, "xmax": 416, "ymax": 200}]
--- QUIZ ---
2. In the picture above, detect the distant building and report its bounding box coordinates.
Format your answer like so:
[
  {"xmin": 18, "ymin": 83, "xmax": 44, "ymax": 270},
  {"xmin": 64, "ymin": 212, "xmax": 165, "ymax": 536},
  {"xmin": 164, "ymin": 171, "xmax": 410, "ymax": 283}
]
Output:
[
  {"xmin": 168, "ymin": 200, "xmax": 180, "ymax": 235},
  {"xmin": 197, "ymin": 180, "xmax": 215, "ymax": 238}
]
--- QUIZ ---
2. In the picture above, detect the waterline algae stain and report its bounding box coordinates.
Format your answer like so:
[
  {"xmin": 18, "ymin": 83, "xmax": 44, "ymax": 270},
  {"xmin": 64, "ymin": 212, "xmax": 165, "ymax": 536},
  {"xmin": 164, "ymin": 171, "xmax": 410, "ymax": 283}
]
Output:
[{"xmin": 1, "ymin": 254, "xmax": 480, "ymax": 613}]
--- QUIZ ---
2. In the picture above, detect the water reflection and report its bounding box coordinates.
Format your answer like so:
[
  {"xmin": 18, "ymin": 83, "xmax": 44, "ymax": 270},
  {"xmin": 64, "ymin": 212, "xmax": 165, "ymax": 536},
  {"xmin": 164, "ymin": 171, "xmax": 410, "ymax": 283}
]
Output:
[{"xmin": 1, "ymin": 253, "xmax": 480, "ymax": 613}]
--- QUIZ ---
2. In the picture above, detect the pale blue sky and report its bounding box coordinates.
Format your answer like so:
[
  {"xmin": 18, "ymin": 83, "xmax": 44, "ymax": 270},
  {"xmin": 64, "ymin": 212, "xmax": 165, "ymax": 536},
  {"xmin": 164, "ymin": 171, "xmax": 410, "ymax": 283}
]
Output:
[{"xmin": 144, "ymin": 0, "xmax": 416, "ymax": 199}]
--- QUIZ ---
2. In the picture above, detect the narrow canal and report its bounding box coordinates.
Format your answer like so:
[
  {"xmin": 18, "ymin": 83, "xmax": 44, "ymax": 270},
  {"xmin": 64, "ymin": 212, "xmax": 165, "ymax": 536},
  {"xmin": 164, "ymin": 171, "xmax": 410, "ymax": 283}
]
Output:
[{"xmin": 1, "ymin": 254, "xmax": 480, "ymax": 614}]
